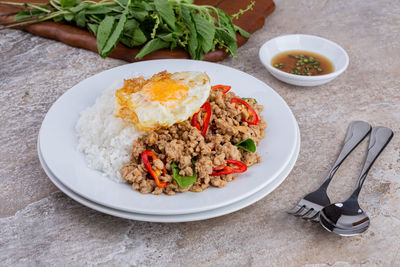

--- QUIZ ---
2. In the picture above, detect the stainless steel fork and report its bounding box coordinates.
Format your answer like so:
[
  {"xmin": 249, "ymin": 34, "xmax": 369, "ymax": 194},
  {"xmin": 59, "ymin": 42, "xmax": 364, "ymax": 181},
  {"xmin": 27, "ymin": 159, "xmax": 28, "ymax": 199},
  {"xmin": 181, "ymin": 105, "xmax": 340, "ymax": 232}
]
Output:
[{"xmin": 288, "ymin": 121, "xmax": 372, "ymax": 222}]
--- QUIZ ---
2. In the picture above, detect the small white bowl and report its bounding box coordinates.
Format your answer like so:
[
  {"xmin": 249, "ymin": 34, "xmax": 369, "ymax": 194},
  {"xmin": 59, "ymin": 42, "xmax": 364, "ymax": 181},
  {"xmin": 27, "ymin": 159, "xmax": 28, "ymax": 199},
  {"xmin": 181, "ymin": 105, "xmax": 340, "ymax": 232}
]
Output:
[{"xmin": 259, "ymin": 34, "xmax": 349, "ymax": 86}]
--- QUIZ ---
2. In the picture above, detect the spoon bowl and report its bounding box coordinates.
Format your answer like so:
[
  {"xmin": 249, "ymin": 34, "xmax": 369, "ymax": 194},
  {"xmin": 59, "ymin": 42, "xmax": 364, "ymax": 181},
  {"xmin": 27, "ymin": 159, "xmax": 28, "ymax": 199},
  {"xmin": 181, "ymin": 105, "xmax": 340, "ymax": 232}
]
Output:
[{"xmin": 319, "ymin": 200, "xmax": 370, "ymax": 236}]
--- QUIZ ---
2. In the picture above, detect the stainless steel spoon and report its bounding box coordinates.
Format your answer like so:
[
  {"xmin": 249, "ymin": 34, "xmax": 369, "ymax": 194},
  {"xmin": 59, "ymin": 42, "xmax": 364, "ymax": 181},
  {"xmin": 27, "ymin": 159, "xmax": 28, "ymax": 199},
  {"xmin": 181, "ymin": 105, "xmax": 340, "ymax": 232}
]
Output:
[
  {"xmin": 288, "ymin": 121, "xmax": 371, "ymax": 221},
  {"xmin": 319, "ymin": 126, "xmax": 393, "ymax": 236}
]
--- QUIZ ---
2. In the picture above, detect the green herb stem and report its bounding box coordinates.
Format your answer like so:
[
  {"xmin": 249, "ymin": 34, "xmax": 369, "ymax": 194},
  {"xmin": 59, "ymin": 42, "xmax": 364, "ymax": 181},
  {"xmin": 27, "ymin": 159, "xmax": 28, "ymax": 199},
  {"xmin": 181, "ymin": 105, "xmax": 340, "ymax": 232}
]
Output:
[
  {"xmin": 0, "ymin": 1, "xmax": 39, "ymax": 6},
  {"xmin": 3, "ymin": 10, "xmax": 67, "ymax": 28}
]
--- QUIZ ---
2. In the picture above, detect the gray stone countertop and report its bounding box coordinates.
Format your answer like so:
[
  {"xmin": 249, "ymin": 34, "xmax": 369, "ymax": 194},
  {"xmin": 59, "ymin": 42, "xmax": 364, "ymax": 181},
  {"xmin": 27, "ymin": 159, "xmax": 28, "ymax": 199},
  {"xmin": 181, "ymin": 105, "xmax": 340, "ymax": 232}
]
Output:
[{"xmin": 1, "ymin": 0, "xmax": 399, "ymax": 265}]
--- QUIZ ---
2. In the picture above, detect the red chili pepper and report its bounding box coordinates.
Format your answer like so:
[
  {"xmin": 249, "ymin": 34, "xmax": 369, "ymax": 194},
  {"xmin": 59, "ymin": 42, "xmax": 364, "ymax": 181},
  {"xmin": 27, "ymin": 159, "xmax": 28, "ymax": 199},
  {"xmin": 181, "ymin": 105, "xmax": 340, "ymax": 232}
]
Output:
[
  {"xmin": 230, "ymin": 97, "xmax": 259, "ymax": 125},
  {"xmin": 211, "ymin": 85, "xmax": 231, "ymax": 94},
  {"xmin": 141, "ymin": 150, "xmax": 168, "ymax": 188},
  {"xmin": 210, "ymin": 159, "xmax": 247, "ymax": 176},
  {"xmin": 191, "ymin": 102, "xmax": 212, "ymax": 136}
]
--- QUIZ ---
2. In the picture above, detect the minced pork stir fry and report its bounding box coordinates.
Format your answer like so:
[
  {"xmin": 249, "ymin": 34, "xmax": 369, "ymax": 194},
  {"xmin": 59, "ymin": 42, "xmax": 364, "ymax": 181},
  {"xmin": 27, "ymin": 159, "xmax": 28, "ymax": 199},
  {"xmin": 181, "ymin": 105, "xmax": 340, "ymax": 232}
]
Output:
[{"xmin": 120, "ymin": 87, "xmax": 267, "ymax": 195}]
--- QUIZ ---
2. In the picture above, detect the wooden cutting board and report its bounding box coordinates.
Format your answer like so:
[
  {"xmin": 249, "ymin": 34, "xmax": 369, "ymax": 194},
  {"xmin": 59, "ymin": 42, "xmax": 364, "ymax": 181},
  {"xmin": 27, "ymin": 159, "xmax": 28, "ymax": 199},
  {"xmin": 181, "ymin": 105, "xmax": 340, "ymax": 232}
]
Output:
[{"xmin": 0, "ymin": 0, "xmax": 275, "ymax": 62}]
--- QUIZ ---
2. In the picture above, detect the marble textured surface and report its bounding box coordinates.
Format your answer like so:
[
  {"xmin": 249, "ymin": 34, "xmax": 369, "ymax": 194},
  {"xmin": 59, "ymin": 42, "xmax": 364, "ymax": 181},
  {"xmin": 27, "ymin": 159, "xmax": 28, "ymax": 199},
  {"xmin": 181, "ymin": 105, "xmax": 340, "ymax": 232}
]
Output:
[{"xmin": 1, "ymin": 0, "xmax": 399, "ymax": 265}]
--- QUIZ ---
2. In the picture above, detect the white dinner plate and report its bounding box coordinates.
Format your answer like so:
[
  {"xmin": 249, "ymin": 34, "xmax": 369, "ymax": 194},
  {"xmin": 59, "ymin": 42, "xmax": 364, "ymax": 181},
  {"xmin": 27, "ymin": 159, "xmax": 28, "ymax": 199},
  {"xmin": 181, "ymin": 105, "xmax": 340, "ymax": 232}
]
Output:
[
  {"xmin": 39, "ymin": 59, "xmax": 299, "ymax": 215},
  {"xmin": 37, "ymin": 128, "xmax": 300, "ymax": 222}
]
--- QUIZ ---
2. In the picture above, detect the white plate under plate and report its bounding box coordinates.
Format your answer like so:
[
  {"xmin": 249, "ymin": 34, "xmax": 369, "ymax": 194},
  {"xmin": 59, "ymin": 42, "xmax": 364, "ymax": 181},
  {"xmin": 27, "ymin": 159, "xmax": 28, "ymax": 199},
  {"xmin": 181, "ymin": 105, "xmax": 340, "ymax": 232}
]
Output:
[
  {"xmin": 39, "ymin": 59, "xmax": 299, "ymax": 215},
  {"xmin": 37, "ymin": 128, "xmax": 300, "ymax": 222}
]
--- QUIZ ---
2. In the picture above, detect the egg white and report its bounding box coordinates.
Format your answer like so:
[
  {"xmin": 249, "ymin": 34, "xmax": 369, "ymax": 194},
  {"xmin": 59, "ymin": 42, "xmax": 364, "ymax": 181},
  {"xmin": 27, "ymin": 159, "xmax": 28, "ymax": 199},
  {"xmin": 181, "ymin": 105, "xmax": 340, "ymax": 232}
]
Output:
[{"xmin": 115, "ymin": 71, "xmax": 211, "ymax": 131}]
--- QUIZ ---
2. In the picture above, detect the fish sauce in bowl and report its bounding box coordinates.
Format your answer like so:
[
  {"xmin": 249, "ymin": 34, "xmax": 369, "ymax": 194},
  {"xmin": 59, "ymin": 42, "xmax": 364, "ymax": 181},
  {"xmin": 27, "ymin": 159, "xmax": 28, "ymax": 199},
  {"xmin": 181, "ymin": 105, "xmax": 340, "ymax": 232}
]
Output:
[{"xmin": 271, "ymin": 51, "xmax": 334, "ymax": 76}]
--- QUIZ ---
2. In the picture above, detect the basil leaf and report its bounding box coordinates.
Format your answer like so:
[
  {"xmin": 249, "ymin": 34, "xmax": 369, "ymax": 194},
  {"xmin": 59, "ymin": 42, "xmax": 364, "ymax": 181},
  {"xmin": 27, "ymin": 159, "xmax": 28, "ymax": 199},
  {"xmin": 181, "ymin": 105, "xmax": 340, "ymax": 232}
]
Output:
[
  {"xmin": 14, "ymin": 10, "xmax": 44, "ymax": 21},
  {"xmin": 119, "ymin": 36, "xmax": 131, "ymax": 47},
  {"xmin": 85, "ymin": 6, "xmax": 113, "ymax": 15},
  {"xmin": 158, "ymin": 33, "xmax": 175, "ymax": 42},
  {"xmin": 96, "ymin": 15, "xmax": 115, "ymax": 56},
  {"xmin": 136, "ymin": 1, "xmax": 153, "ymax": 11},
  {"xmin": 215, "ymin": 28, "xmax": 236, "ymax": 46},
  {"xmin": 100, "ymin": 13, "xmax": 127, "ymax": 57},
  {"xmin": 154, "ymin": 0, "xmax": 176, "ymax": 30},
  {"xmin": 97, "ymin": 0, "xmax": 131, "ymax": 58},
  {"xmin": 69, "ymin": 2, "xmax": 89, "ymax": 14},
  {"xmin": 181, "ymin": 6, "xmax": 198, "ymax": 59},
  {"xmin": 196, "ymin": 38, "xmax": 204, "ymax": 60},
  {"xmin": 60, "ymin": 0, "xmax": 76, "ymax": 8},
  {"xmin": 121, "ymin": 29, "xmax": 147, "ymax": 47},
  {"xmin": 171, "ymin": 163, "xmax": 197, "ymax": 188},
  {"xmin": 135, "ymin": 38, "xmax": 169, "ymax": 59},
  {"xmin": 170, "ymin": 40, "xmax": 177, "ymax": 50},
  {"xmin": 123, "ymin": 18, "xmax": 139, "ymax": 36},
  {"xmin": 234, "ymin": 25, "xmax": 251, "ymax": 38},
  {"xmin": 193, "ymin": 13, "xmax": 215, "ymax": 54},
  {"xmin": 53, "ymin": 15, "xmax": 64, "ymax": 22},
  {"xmin": 122, "ymin": 19, "xmax": 147, "ymax": 46},
  {"xmin": 75, "ymin": 10, "xmax": 86, "ymax": 27},
  {"xmin": 131, "ymin": 28, "xmax": 147, "ymax": 45},
  {"xmin": 241, "ymin": 97, "xmax": 258, "ymax": 104},
  {"xmin": 118, "ymin": 0, "xmax": 129, "ymax": 6},
  {"xmin": 64, "ymin": 13, "xmax": 74, "ymax": 22},
  {"xmin": 87, "ymin": 23, "xmax": 98, "ymax": 35},
  {"xmin": 235, "ymin": 138, "xmax": 256, "ymax": 153},
  {"xmin": 216, "ymin": 9, "xmax": 237, "ymax": 54},
  {"xmin": 130, "ymin": 8, "xmax": 148, "ymax": 21}
]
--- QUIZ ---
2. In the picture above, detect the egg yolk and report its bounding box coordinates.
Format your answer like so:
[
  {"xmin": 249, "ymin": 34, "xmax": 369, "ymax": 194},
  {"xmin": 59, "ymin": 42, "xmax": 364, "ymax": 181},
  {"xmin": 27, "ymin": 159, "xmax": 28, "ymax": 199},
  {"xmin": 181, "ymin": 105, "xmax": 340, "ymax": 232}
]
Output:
[
  {"xmin": 142, "ymin": 79, "xmax": 189, "ymax": 102},
  {"xmin": 114, "ymin": 71, "xmax": 199, "ymax": 131}
]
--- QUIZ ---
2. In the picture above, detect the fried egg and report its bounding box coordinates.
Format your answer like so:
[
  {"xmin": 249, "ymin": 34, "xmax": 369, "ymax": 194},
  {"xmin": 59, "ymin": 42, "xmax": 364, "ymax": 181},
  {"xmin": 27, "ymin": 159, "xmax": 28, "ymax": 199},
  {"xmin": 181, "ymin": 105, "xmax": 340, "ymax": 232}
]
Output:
[{"xmin": 114, "ymin": 71, "xmax": 211, "ymax": 131}]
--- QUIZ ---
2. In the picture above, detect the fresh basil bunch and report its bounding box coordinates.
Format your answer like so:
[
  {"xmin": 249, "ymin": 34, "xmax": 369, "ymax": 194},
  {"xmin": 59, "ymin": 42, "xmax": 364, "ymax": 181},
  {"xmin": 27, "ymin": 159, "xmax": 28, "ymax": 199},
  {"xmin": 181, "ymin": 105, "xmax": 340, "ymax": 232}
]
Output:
[{"xmin": 8, "ymin": 0, "xmax": 253, "ymax": 59}]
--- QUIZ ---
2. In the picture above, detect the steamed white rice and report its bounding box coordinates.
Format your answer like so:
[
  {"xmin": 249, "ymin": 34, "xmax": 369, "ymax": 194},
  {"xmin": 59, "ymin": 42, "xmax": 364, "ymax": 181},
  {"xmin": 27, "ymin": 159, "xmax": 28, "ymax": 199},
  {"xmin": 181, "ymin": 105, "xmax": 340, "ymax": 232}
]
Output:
[{"xmin": 76, "ymin": 82, "xmax": 145, "ymax": 182}]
